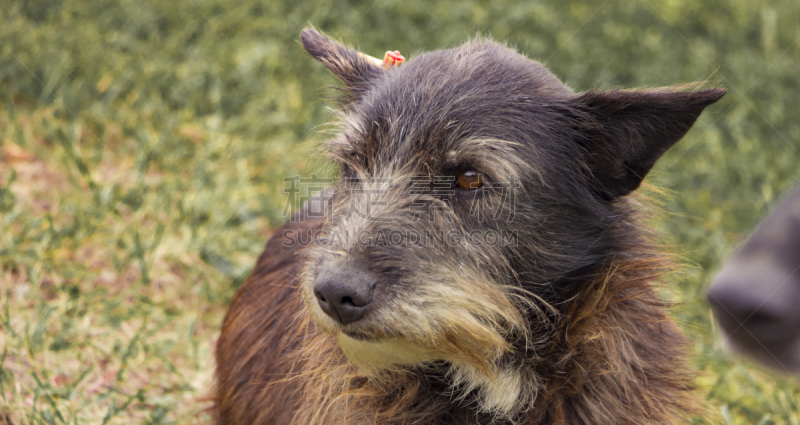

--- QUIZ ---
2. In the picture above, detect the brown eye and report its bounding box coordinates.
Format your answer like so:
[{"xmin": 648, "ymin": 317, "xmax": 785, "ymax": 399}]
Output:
[{"xmin": 456, "ymin": 170, "xmax": 484, "ymax": 189}]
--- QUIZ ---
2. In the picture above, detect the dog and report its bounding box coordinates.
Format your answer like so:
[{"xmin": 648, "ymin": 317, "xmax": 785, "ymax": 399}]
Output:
[
  {"xmin": 707, "ymin": 186, "xmax": 800, "ymax": 374},
  {"xmin": 213, "ymin": 29, "xmax": 725, "ymax": 424}
]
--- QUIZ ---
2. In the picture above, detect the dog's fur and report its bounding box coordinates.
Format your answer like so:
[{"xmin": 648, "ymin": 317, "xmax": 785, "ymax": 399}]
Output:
[{"xmin": 213, "ymin": 30, "xmax": 724, "ymax": 424}]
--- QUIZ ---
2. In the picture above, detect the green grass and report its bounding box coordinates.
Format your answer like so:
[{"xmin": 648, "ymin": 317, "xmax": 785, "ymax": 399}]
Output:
[{"xmin": 1, "ymin": 0, "xmax": 799, "ymax": 423}]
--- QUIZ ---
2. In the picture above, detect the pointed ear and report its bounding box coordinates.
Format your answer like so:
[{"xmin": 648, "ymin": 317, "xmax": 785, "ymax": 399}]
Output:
[
  {"xmin": 301, "ymin": 29, "xmax": 384, "ymax": 103},
  {"xmin": 575, "ymin": 87, "xmax": 725, "ymax": 198}
]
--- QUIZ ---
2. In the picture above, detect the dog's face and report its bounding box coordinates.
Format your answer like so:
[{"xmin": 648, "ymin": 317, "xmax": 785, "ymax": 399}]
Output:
[{"xmin": 296, "ymin": 29, "xmax": 723, "ymax": 414}]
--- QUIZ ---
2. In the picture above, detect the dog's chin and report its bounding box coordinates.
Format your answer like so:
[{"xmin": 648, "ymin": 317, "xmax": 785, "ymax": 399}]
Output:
[
  {"xmin": 335, "ymin": 333, "xmax": 439, "ymax": 374},
  {"xmin": 336, "ymin": 332, "xmax": 528, "ymax": 417},
  {"xmin": 341, "ymin": 329, "xmax": 377, "ymax": 341}
]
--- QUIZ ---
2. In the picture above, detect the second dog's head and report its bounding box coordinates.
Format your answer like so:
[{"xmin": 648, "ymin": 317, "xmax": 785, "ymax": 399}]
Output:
[
  {"xmin": 295, "ymin": 29, "xmax": 723, "ymax": 414},
  {"xmin": 707, "ymin": 188, "xmax": 800, "ymax": 374}
]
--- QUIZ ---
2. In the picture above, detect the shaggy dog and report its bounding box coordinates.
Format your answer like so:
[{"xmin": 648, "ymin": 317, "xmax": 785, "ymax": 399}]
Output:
[{"xmin": 213, "ymin": 29, "xmax": 724, "ymax": 424}]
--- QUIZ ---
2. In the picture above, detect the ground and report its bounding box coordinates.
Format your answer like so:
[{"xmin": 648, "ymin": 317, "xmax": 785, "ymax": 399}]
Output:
[{"xmin": 1, "ymin": 0, "xmax": 799, "ymax": 423}]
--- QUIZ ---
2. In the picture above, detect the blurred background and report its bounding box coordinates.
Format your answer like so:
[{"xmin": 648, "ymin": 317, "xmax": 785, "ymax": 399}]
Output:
[{"xmin": 1, "ymin": 0, "xmax": 798, "ymax": 423}]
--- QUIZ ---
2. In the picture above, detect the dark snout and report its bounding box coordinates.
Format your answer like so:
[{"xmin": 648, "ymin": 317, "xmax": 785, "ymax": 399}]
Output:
[
  {"xmin": 707, "ymin": 264, "xmax": 800, "ymax": 345},
  {"xmin": 313, "ymin": 265, "xmax": 377, "ymax": 325}
]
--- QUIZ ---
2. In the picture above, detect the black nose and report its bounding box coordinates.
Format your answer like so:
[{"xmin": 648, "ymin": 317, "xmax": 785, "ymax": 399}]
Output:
[
  {"xmin": 313, "ymin": 266, "xmax": 376, "ymax": 325},
  {"xmin": 706, "ymin": 275, "xmax": 797, "ymax": 343}
]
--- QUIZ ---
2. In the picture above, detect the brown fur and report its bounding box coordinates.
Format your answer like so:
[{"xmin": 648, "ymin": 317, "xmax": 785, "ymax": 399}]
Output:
[{"xmin": 213, "ymin": 216, "xmax": 312, "ymax": 424}]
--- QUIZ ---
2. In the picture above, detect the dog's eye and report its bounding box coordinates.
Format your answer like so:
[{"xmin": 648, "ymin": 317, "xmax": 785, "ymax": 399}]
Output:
[
  {"xmin": 341, "ymin": 163, "xmax": 357, "ymax": 181},
  {"xmin": 456, "ymin": 170, "xmax": 484, "ymax": 189}
]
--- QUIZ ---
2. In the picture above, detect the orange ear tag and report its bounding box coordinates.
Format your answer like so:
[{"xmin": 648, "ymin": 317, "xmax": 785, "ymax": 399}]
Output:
[
  {"xmin": 381, "ymin": 51, "xmax": 405, "ymax": 69},
  {"xmin": 359, "ymin": 50, "xmax": 405, "ymax": 69}
]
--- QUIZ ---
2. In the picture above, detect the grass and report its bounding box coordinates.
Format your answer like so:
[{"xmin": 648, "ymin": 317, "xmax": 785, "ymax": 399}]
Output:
[{"xmin": 1, "ymin": 0, "xmax": 799, "ymax": 423}]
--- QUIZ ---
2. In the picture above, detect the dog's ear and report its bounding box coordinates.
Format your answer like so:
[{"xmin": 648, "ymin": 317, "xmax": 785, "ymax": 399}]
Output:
[
  {"xmin": 301, "ymin": 29, "xmax": 384, "ymax": 103},
  {"xmin": 574, "ymin": 87, "xmax": 725, "ymax": 199}
]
